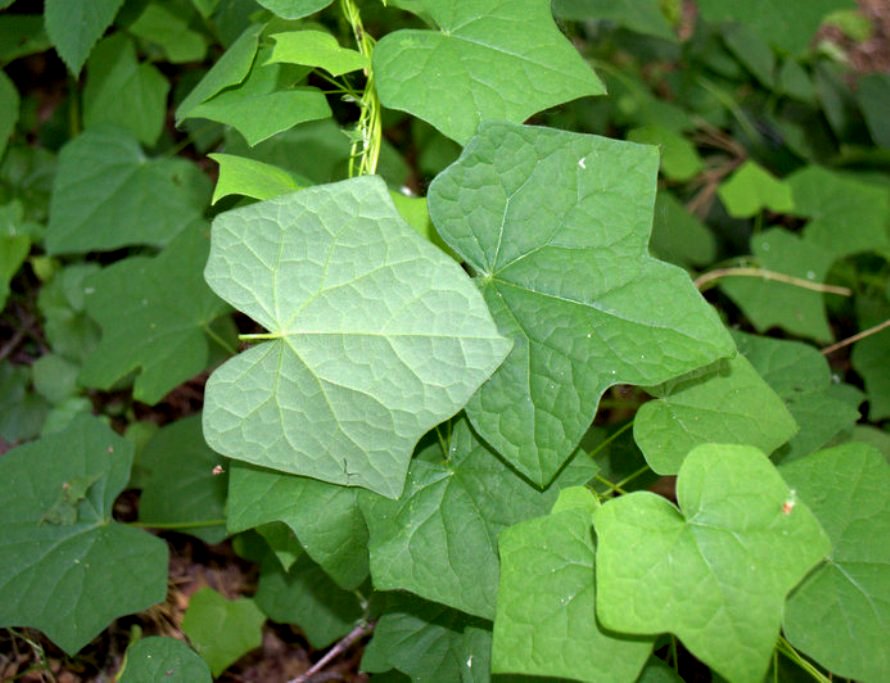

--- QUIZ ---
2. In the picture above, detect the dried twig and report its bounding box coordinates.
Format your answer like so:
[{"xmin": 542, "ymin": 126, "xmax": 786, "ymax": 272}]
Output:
[
  {"xmin": 694, "ymin": 267, "xmax": 853, "ymax": 296},
  {"xmin": 821, "ymin": 318, "xmax": 890, "ymax": 355},
  {"xmin": 288, "ymin": 621, "xmax": 375, "ymax": 683}
]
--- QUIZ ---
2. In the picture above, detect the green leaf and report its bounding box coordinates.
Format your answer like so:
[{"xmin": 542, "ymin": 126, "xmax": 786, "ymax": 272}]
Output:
[
  {"xmin": 429, "ymin": 122, "xmax": 734, "ymax": 486},
  {"xmin": 255, "ymin": 553, "xmax": 363, "ymax": 648},
  {"xmin": 79, "ymin": 227, "xmax": 230, "ymax": 404},
  {"xmin": 857, "ymin": 73, "xmax": 890, "ymax": 148},
  {"xmin": 255, "ymin": 0, "xmax": 333, "ymax": 19},
  {"xmin": 627, "ymin": 125, "xmax": 704, "ymax": 182},
  {"xmin": 778, "ymin": 59, "xmax": 815, "ymax": 102},
  {"xmin": 787, "ymin": 165, "xmax": 890, "ymax": 258},
  {"xmin": 32, "ymin": 353, "xmax": 80, "ymax": 404},
  {"xmin": 0, "ymin": 362, "xmax": 48, "ymax": 442},
  {"xmin": 175, "ymin": 23, "xmax": 264, "ymax": 123},
  {"xmin": 181, "ymin": 587, "xmax": 265, "ymax": 677},
  {"xmin": 188, "ymin": 57, "xmax": 331, "ymax": 147},
  {"xmin": 0, "ymin": 69, "xmax": 19, "ymax": 161},
  {"xmin": 267, "ymin": 30, "xmax": 368, "ymax": 76},
  {"xmin": 119, "ymin": 637, "xmax": 212, "ymax": 683},
  {"xmin": 552, "ymin": 0, "xmax": 676, "ymax": 40},
  {"xmin": 734, "ymin": 331, "xmax": 861, "ymax": 462},
  {"xmin": 634, "ymin": 354, "xmax": 798, "ymax": 474},
  {"xmin": 0, "ymin": 415, "xmax": 168, "ymax": 655},
  {"xmin": 45, "ymin": 127, "xmax": 211, "ymax": 254},
  {"xmin": 781, "ymin": 443, "xmax": 890, "ymax": 682},
  {"xmin": 37, "ymin": 263, "xmax": 101, "ymax": 363},
  {"xmin": 373, "ymin": 0, "xmax": 605, "ymax": 143},
  {"xmin": 83, "ymin": 34, "xmax": 169, "ymax": 146},
  {"xmin": 203, "ymin": 175, "xmax": 510, "ymax": 498},
  {"xmin": 362, "ymin": 594, "xmax": 491, "ymax": 683},
  {"xmin": 695, "ymin": 0, "xmax": 854, "ymax": 54},
  {"xmin": 209, "ymin": 153, "xmax": 304, "ymax": 203},
  {"xmin": 0, "ymin": 234, "xmax": 28, "ymax": 310},
  {"xmin": 128, "ymin": 1, "xmax": 208, "ymax": 63},
  {"xmin": 362, "ymin": 419, "xmax": 596, "ymax": 620},
  {"xmin": 719, "ymin": 228, "xmax": 835, "ymax": 342},
  {"xmin": 228, "ymin": 462, "xmax": 369, "ymax": 589},
  {"xmin": 0, "ymin": 15, "xmax": 51, "ymax": 64},
  {"xmin": 722, "ymin": 23, "xmax": 775, "ymax": 87},
  {"xmin": 138, "ymin": 415, "xmax": 229, "ymax": 543},
  {"xmin": 44, "ymin": 0, "xmax": 125, "ymax": 74},
  {"xmin": 717, "ymin": 160, "xmax": 794, "ymax": 218},
  {"xmin": 594, "ymin": 444, "xmax": 830, "ymax": 683},
  {"xmin": 492, "ymin": 487, "xmax": 653, "ymax": 682},
  {"xmin": 650, "ymin": 191, "xmax": 716, "ymax": 268},
  {"xmin": 852, "ymin": 330, "xmax": 890, "ymax": 420}
]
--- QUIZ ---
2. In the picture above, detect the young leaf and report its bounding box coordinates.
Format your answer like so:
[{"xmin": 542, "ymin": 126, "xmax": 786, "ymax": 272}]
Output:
[
  {"xmin": 79, "ymin": 226, "xmax": 230, "ymax": 405},
  {"xmin": 45, "ymin": 127, "xmax": 211, "ymax": 254},
  {"xmin": 362, "ymin": 594, "xmax": 492, "ymax": 683},
  {"xmin": 780, "ymin": 443, "xmax": 890, "ymax": 682},
  {"xmin": 373, "ymin": 0, "xmax": 605, "ymax": 143},
  {"xmin": 209, "ymin": 153, "xmax": 304, "ymax": 203},
  {"xmin": 203, "ymin": 175, "xmax": 511, "ymax": 499},
  {"xmin": 138, "ymin": 415, "xmax": 229, "ymax": 543},
  {"xmin": 118, "ymin": 637, "xmax": 212, "ymax": 683},
  {"xmin": 228, "ymin": 462, "xmax": 369, "ymax": 590},
  {"xmin": 594, "ymin": 444, "xmax": 831, "ymax": 683},
  {"xmin": 717, "ymin": 160, "xmax": 793, "ymax": 218},
  {"xmin": 429, "ymin": 122, "xmax": 734, "ymax": 486},
  {"xmin": 267, "ymin": 30, "xmax": 369, "ymax": 76},
  {"xmin": 181, "ymin": 587, "xmax": 265, "ymax": 677},
  {"xmin": 362, "ymin": 419, "xmax": 597, "ymax": 620},
  {"xmin": 44, "ymin": 0, "xmax": 125, "ymax": 74},
  {"xmin": 493, "ymin": 487, "xmax": 654, "ymax": 682},
  {"xmin": 0, "ymin": 415, "xmax": 168, "ymax": 655},
  {"xmin": 634, "ymin": 354, "xmax": 798, "ymax": 474}
]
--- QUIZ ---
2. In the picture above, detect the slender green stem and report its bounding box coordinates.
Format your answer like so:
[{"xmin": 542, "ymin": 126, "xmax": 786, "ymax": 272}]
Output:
[
  {"xmin": 204, "ymin": 324, "xmax": 238, "ymax": 355},
  {"xmin": 614, "ymin": 464, "xmax": 651, "ymax": 491},
  {"xmin": 594, "ymin": 474, "xmax": 626, "ymax": 496},
  {"xmin": 239, "ymin": 332, "xmax": 281, "ymax": 342},
  {"xmin": 129, "ymin": 519, "xmax": 227, "ymax": 530},
  {"xmin": 587, "ymin": 420, "xmax": 633, "ymax": 460},
  {"xmin": 775, "ymin": 636, "xmax": 831, "ymax": 683},
  {"xmin": 341, "ymin": 0, "xmax": 382, "ymax": 176}
]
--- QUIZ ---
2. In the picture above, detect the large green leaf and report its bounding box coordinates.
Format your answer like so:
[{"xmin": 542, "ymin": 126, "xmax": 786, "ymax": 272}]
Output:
[
  {"xmin": 362, "ymin": 419, "xmax": 595, "ymax": 619},
  {"xmin": 552, "ymin": 0, "xmax": 676, "ymax": 40},
  {"xmin": 203, "ymin": 176, "xmax": 511, "ymax": 498},
  {"xmin": 781, "ymin": 444, "xmax": 890, "ymax": 682},
  {"xmin": 79, "ymin": 226, "xmax": 230, "ymax": 405},
  {"xmin": 696, "ymin": 0, "xmax": 854, "ymax": 54},
  {"xmin": 492, "ymin": 487, "xmax": 653, "ymax": 682},
  {"xmin": 0, "ymin": 415, "xmax": 168, "ymax": 655},
  {"xmin": 787, "ymin": 165, "xmax": 890, "ymax": 259},
  {"xmin": 361, "ymin": 594, "xmax": 492, "ymax": 683},
  {"xmin": 227, "ymin": 462, "xmax": 369, "ymax": 589},
  {"xmin": 634, "ymin": 354, "xmax": 798, "ymax": 474},
  {"xmin": 719, "ymin": 228, "xmax": 835, "ymax": 342},
  {"xmin": 83, "ymin": 34, "xmax": 169, "ymax": 146},
  {"xmin": 594, "ymin": 444, "xmax": 830, "ymax": 683},
  {"xmin": 44, "ymin": 0, "xmax": 125, "ymax": 74},
  {"xmin": 138, "ymin": 415, "xmax": 229, "ymax": 543},
  {"xmin": 119, "ymin": 637, "xmax": 212, "ymax": 683},
  {"xmin": 373, "ymin": 0, "xmax": 604, "ymax": 143},
  {"xmin": 429, "ymin": 122, "xmax": 734, "ymax": 486},
  {"xmin": 45, "ymin": 127, "xmax": 211, "ymax": 254}
]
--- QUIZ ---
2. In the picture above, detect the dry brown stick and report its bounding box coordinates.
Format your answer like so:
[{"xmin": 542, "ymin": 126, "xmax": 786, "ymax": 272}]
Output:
[
  {"xmin": 821, "ymin": 318, "xmax": 890, "ymax": 356},
  {"xmin": 288, "ymin": 621, "xmax": 374, "ymax": 683},
  {"xmin": 694, "ymin": 267, "xmax": 853, "ymax": 296}
]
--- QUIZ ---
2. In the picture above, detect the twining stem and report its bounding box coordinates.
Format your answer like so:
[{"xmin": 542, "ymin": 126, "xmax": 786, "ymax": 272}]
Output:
[
  {"xmin": 821, "ymin": 318, "xmax": 890, "ymax": 355},
  {"xmin": 342, "ymin": 0, "xmax": 382, "ymax": 177},
  {"xmin": 587, "ymin": 420, "xmax": 633, "ymax": 461},
  {"xmin": 775, "ymin": 636, "xmax": 831, "ymax": 683},
  {"xmin": 694, "ymin": 267, "xmax": 853, "ymax": 296}
]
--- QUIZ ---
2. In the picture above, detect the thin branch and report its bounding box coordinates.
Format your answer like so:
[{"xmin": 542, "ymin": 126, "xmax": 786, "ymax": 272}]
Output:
[
  {"xmin": 288, "ymin": 621, "xmax": 375, "ymax": 683},
  {"xmin": 0, "ymin": 324, "xmax": 28, "ymax": 362},
  {"xmin": 694, "ymin": 267, "xmax": 853, "ymax": 296},
  {"xmin": 821, "ymin": 318, "xmax": 890, "ymax": 356}
]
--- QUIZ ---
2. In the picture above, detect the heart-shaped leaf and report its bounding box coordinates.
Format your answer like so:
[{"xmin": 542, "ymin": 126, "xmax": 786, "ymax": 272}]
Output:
[
  {"xmin": 203, "ymin": 176, "xmax": 511, "ymax": 498},
  {"xmin": 429, "ymin": 122, "xmax": 734, "ymax": 486},
  {"xmin": 0, "ymin": 415, "xmax": 168, "ymax": 655},
  {"xmin": 373, "ymin": 0, "xmax": 604, "ymax": 143},
  {"xmin": 594, "ymin": 444, "xmax": 830, "ymax": 683}
]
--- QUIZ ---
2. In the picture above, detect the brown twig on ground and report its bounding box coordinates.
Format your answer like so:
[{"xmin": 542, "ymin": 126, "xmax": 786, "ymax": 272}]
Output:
[
  {"xmin": 694, "ymin": 267, "xmax": 853, "ymax": 295},
  {"xmin": 288, "ymin": 621, "xmax": 375, "ymax": 683},
  {"xmin": 821, "ymin": 318, "xmax": 890, "ymax": 355}
]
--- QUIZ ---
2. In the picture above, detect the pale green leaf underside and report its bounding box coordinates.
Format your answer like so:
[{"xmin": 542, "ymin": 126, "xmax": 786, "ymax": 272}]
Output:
[
  {"xmin": 429, "ymin": 122, "xmax": 735, "ymax": 487},
  {"xmin": 373, "ymin": 0, "xmax": 605, "ymax": 143},
  {"xmin": 493, "ymin": 487, "xmax": 653, "ymax": 682},
  {"xmin": 44, "ymin": 0, "xmax": 124, "ymax": 74},
  {"xmin": 635, "ymin": 354, "xmax": 798, "ymax": 474},
  {"xmin": 781, "ymin": 444, "xmax": 890, "ymax": 682},
  {"xmin": 594, "ymin": 444, "xmax": 830, "ymax": 683},
  {"xmin": 203, "ymin": 176, "xmax": 510, "ymax": 498},
  {"xmin": 0, "ymin": 416, "xmax": 168, "ymax": 655}
]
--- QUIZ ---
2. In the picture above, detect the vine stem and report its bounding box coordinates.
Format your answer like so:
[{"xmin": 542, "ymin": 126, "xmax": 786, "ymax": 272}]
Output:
[
  {"xmin": 694, "ymin": 267, "xmax": 852, "ymax": 296},
  {"xmin": 775, "ymin": 636, "xmax": 831, "ymax": 683},
  {"xmin": 821, "ymin": 318, "xmax": 890, "ymax": 355},
  {"xmin": 341, "ymin": 0, "xmax": 382, "ymax": 177},
  {"xmin": 287, "ymin": 620, "xmax": 375, "ymax": 683}
]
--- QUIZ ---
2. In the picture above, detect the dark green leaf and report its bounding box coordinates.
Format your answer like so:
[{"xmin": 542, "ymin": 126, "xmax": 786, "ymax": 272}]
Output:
[
  {"xmin": 119, "ymin": 637, "xmax": 212, "ymax": 683},
  {"xmin": 44, "ymin": 0, "xmax": 125, "ymax": 74}
]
